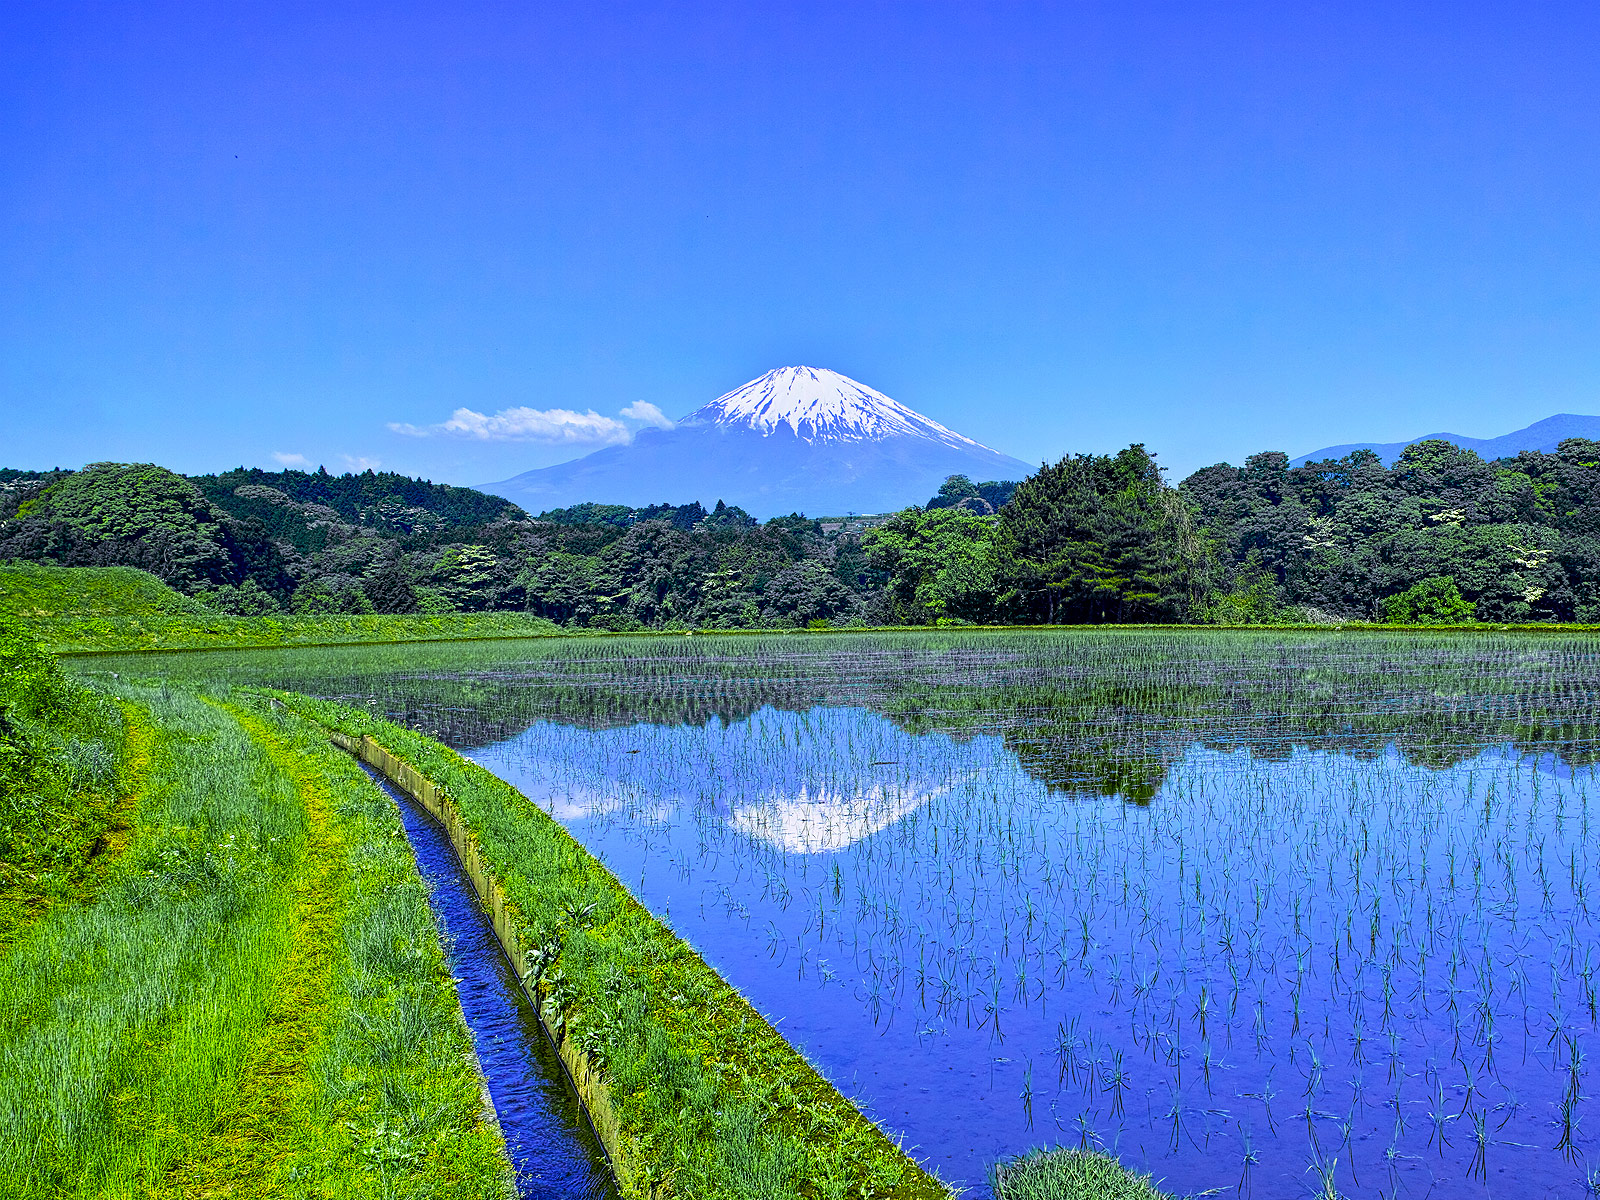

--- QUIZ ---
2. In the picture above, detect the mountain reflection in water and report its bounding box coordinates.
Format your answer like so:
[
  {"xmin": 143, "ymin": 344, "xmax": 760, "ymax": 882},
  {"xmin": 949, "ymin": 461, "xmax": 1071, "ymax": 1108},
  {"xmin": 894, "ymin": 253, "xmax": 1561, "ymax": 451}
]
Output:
[{"xmin": 470, "ymin": 706, "xmax": 981, "ymax": 854}]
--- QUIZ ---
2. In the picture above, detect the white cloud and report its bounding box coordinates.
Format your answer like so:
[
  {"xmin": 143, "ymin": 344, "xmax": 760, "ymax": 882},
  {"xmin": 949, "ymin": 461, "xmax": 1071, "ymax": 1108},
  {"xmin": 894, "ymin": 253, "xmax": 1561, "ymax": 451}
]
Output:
[
  {"xmin": 388, "ymin": 399, "xmax": 676, "ymax": 446},
  {"xmin": 341, "ymin": 455, "xmax": 382, "ymax": 472},
  {"xmin": 271, "ymin": 451, "xmax": 311, "ymax": 468},
  {"xmin": 620, "ymin": 400, "xmax": 675, "ymax": 429},
  {"xmin": 389, "ymin": 406, "xmax": 633, "ymax": 445}
]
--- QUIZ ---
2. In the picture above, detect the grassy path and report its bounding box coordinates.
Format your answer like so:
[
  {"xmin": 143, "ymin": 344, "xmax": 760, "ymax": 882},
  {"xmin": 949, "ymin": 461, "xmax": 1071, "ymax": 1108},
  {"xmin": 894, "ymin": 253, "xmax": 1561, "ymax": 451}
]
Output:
[{"xmin": 158, "ymin": 703, "xmax": 351, "ymax": 1195}]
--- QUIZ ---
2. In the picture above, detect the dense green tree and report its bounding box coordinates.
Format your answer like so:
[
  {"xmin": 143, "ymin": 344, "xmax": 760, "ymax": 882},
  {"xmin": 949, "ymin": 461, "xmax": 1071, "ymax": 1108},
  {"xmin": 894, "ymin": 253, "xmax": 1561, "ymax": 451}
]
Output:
[
  {"xmin": 925, "ymin": 474, "xmax": 1019, "ymax": 513},
  {"xmin": 203, "ymin": 579, "xmax": 282, "ymax": 616},
  {"xmin": 517, "ymin": 551, "xmax": 604, "ymax": 624},
  {"xmin": 1000, "ymin": 446, "xmax": 1208, "ymax": 623},
  {"xmin": 1185, "ymin": 438, "xmax": 1590, "ymax": 621},
  {"xmin": 432, "ymin": 544, "xmax": 506, "ymax": 611},
  {"xmin": 290, "ymin": 574, "xmax": 375, "ymax": 614},
  {"xmin": 0, "ymin": 463, "xmax": 282, "ymax": 594},
  {"xmin": 864, "ymin": 508, "xmax": 1000, "ymax": 623},
  {"xmin": 1382, "ymin": 576, "xmax": 1475, "ymax": 623},
  {"xmin": 363, "ymin": 560, "xmax": 420, "ymax": 614},
  {"xmin": 761, "ymin": 559, "xmax": 861, "ymax": 626},
  {"xmin": 195, "ymin": 465, "xmax": 521, "ymax": 538}
]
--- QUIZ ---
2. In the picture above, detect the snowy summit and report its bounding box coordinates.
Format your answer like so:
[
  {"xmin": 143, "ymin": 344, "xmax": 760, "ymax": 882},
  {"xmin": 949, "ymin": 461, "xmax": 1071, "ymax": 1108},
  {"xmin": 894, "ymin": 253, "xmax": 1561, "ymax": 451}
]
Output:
[
  {"xmin": 687, "ymin": 366, "xmax": 990, "ymax": 450},
  {"xmin": 486, "ymin": 365, "xmax": 1032, "ymax": 517}
]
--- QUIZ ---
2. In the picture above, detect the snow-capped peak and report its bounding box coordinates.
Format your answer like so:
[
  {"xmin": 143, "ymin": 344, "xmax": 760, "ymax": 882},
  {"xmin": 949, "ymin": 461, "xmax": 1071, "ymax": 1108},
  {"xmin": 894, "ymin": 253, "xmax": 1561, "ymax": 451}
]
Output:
[{"xmin": 685, "ymin": 366, "xmax": 992, "ymax": 450}]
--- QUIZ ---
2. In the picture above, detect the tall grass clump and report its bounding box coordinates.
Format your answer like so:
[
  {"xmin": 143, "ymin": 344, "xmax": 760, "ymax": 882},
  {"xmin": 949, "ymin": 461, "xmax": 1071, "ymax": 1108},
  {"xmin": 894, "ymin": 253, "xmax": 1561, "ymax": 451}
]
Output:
[
  {"xmin": 992, "ymin": 1148, "xmax": 1167, "ymax": 1200},
  {"xmin": 0, "ymin": 615, "xmax": 132, "ymax": 946}
]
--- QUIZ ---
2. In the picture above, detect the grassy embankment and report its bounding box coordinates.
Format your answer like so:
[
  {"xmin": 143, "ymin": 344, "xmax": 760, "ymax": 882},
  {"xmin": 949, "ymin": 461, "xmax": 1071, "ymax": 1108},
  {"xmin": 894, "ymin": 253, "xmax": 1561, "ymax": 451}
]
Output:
[
  {"xmin": 276, "ymin": 690, "xmax": 952, "ymax": 1200},
  {"xmin": 8, "ymin": 560, "xmax": 1597, "ymax": 658},
  {"xmin": 0, "ymin": 561, "xmax": 561, "ymax": 653},
  {"xmin": 0, "ymin": 619, "xmax": 514, "ymax": 1198}
]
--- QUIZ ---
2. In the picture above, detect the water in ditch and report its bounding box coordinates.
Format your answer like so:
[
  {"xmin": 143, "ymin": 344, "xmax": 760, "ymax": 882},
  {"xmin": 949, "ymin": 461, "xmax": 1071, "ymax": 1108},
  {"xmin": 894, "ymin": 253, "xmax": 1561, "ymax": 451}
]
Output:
[{"xmin": 364, "ymin": 765, "xmax": 618, "ymax": 1200}]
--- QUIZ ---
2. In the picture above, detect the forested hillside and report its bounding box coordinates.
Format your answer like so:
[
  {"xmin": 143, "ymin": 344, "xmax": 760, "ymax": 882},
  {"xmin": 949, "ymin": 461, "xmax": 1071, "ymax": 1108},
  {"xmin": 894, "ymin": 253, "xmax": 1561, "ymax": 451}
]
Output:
[
  {"xmin": 8, "ymin": 439, "xmax": 1600, "ymax": 627},
  {"xmin": 0, "ymin": 463, "xmax": 885, "ymax": 628},
  {"xmin": 1185, "ymin": 438, "xmax": 1600, "ymax": 622}
]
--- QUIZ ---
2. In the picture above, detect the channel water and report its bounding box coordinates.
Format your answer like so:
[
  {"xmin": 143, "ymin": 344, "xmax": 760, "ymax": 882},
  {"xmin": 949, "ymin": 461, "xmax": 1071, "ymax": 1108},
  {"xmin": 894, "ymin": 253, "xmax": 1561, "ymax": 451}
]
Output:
[{"xmin": 364, "ymin": 765, "xmax": 617, "ymax": 1200}]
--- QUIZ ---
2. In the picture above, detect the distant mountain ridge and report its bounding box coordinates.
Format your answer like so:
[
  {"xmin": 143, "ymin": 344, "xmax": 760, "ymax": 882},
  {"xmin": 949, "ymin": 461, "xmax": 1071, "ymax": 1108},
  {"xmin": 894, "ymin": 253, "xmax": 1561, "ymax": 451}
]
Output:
[
  {"xmin": 1293, "ymin": 413, "xmax": 1600, "ymax": 467},
  {"xmin": 483, "ymin": 367, "xmax": 1032, "ymax": 518}
]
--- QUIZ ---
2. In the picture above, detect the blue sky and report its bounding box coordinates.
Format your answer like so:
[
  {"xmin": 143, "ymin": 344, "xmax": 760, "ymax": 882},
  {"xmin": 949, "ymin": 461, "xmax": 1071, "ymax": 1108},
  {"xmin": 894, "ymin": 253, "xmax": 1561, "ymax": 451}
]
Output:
[{"xmin": 3, "ymin": 2, "xmax": 1598, "ymax": 485}]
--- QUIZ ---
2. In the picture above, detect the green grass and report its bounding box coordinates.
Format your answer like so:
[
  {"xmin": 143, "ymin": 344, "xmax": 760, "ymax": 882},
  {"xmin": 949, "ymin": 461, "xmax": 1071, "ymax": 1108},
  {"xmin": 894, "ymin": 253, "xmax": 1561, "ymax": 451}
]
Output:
[
  {"xmin": 0, "ymin": 666, "xmax": 514, "ymax": 1198},
  {"xmin": 0, "ymin": 561, "xmax": 561, "ymax": 653},
  {"xmin": 992, "ymin": 1148, "xmax": 1168, "ymax": 1200},
  {"xmin": 274, "ymin": 691, "xmax": 951, "ymax": 1200},
  {"xmin": 0, "ymin": 615, "xmax": 140, "ymax": 948}
]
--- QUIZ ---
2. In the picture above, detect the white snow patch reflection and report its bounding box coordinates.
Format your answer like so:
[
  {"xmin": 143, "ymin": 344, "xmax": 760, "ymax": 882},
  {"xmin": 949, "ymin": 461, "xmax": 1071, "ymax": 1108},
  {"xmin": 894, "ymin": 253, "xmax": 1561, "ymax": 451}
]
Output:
[{"xmin": 727, "ymin": 780, "xmax": 957, "ymax": 853}]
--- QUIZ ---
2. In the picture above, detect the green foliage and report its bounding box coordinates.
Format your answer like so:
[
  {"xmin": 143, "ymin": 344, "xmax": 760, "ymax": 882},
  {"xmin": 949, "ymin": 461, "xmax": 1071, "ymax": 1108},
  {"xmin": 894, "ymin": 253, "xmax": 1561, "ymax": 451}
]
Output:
[
  {"xmin": 0, "ymin": 462, "xmax": 268, "ymax": 593},
  {"xmin": 0, "ymin": 616, "xmax": 127, "ymax": 943},
  {"xmin": 363, "ymin": 559, "xmax": 420, "ymax": 613},
  {"xmin": 27, "ymin": 423, "xmax": 1600, "ymax": 629},
  {"xmin": 291, "ymin": 573, "xmax": 376, "ymax": 614},
  {"xmin": 195, "ymin": 464, "xmax": 523, "ymax": 539},
  {"xmin": 924, "ymin": 474, "xmax": 1019, "ymax": 513},
  {"xmin": 761, "ymin": 558, "xmax": 861, "ymax": 626},
  {"xmin": 1000, "ymin": 445, "xmax": 1210, "ymax": 623},
  {"xmin": 1196, "ymin": 551, "xmax": 1304, "ymax": 625},
  {"xmin": 1181, "ymin": 436, "xmax": 1600, "ymax": 622},
  {"xmin": 865, "ymin": 507, "xmax": 1000, "ymax": 622},
  {"xmin": 203, "ymin": 578, "xmax": 283, "ymax": 615},
  {"xmin": 432, "ymin": 544, "xmax": 505, "ymax": 611},
  {"xmin": 992, "ymin": 1148, "xmax": 1167, "ymax": 1200},
  {"xmin": 1382, "ymin": 575, "xmax": 1475, "ymax": 623}
]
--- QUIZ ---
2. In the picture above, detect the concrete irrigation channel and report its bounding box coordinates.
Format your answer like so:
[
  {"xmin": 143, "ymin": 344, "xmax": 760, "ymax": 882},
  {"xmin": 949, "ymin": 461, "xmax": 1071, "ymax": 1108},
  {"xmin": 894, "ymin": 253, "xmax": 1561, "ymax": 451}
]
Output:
[
  {"xmin": 362, "ymin": 761, "xmax": 617, "ymax": 1199},
  {"xmin": 332, "ymin": 732, "xmax": 635, "ymax": 1194}
]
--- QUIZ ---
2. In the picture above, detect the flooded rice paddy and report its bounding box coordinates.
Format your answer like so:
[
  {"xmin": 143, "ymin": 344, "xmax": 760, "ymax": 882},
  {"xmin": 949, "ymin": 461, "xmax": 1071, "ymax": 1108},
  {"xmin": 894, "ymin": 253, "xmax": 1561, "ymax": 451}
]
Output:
[{"xmin": 105, "ymin": 630, "xmax": 1600, "ymax": 1198}]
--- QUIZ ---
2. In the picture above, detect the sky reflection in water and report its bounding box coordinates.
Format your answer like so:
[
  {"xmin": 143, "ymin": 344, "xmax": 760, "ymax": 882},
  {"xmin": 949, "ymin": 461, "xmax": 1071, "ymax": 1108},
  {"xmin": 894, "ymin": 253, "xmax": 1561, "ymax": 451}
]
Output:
[{"xmin": 105, "ymin": 631, "xmax": 1600, "ymax": 1197}]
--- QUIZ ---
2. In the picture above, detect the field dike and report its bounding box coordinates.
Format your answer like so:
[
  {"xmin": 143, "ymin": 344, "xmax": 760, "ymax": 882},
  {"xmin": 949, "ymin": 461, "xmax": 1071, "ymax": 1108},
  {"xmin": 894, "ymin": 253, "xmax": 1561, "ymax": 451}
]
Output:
[{"xmin": 290, "ymin": 698, "xmax": 949, "ymax": 1200}]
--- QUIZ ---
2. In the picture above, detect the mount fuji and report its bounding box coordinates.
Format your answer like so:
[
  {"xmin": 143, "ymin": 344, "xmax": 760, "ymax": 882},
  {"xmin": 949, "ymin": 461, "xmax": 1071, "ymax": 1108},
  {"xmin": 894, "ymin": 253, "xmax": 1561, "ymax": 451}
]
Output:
[{"xmin": 483, "ymin": 367, "xmax": 1033, "ymax": 517}]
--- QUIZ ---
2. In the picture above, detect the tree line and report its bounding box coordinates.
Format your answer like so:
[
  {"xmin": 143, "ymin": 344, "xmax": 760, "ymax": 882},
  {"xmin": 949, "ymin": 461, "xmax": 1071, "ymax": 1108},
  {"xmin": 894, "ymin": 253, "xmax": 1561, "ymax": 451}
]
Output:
[{"xmin": 7, "ymin": 437, "xmax": 1600, "ymax": 626}]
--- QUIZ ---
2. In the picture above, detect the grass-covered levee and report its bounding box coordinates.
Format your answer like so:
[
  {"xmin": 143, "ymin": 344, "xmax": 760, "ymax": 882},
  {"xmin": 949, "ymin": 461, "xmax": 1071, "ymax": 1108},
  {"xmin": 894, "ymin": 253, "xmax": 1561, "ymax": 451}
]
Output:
[{"xmin": 0, "ymin": 616, "xmax": 515, "ymax": 1198}]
